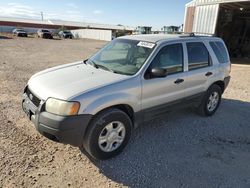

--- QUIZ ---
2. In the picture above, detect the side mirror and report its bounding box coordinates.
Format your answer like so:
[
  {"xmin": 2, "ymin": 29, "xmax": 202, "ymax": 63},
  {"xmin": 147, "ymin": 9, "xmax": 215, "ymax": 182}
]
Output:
[{"xmin": 150, "ymin": 67, "xmax": 167, "ymax": 78}]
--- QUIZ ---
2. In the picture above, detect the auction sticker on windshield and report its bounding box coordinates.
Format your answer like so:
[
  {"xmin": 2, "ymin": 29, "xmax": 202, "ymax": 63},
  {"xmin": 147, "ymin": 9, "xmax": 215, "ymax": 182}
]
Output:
[{"xmin": 137, "ymin": 41, "xmax": 155, "ymax": 49}]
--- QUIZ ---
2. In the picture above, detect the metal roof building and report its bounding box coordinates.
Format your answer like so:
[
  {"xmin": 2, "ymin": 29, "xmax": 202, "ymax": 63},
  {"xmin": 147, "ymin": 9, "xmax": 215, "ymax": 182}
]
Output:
[
  {"xmin": 0, "ymin": 16, "xmax": 135, "ymax": 33},
  {"xmin": 184, "ymin": 0, "xmax": 250, "ymax": 58}
]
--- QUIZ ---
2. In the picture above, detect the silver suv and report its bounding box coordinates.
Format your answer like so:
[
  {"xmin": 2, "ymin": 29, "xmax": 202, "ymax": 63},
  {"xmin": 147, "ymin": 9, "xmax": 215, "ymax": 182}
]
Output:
[{"xmin": 22, "ymin": 34, "xmax": 231, "ymax": 160}]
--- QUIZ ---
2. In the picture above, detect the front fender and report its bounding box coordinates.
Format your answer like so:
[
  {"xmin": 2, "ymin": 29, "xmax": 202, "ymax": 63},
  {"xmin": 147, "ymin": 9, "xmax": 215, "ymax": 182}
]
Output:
[{"xmin": 82, "ymin": 93, "xmax": 140, "ymax": 115}]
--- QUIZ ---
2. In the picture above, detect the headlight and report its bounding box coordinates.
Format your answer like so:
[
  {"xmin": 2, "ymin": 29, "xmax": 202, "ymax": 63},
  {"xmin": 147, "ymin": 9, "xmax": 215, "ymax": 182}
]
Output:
[{"xmin": 45, "ymin": 98, "xmax": 80, "ymax": 116}]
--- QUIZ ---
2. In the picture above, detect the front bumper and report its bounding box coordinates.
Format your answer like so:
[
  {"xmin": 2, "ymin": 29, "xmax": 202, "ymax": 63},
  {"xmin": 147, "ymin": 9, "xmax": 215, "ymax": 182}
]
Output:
[
  {"xmin": 42, "ymin": 34, "xmax": 53, "ymax": 39},
  {"xmin": 64, "ymin": 35, "xmax": 73, "ymax": 39},
  {"xmin": 22, "ymin": 93, "xmax": 92, "ymax": 147},
  {"xmin": 224, "ymin": 76, "xmax": 231, "ymax": 91},
  {"xmin": 17, "ymin": 33, "xmax": 28, "ymax": 37}
]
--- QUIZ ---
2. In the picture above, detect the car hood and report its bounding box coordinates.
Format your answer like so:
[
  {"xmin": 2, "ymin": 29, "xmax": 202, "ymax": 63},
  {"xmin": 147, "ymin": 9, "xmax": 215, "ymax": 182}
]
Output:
[{"xmin": 28, "ymin": 61, "xmax": 128, "ymax": 100}]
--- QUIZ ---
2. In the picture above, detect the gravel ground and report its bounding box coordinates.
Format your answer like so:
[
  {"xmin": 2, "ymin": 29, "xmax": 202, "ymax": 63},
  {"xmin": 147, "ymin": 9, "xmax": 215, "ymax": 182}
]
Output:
[{"xmin": 0, "ymin": 36, "xmax": 250, "ymax": 188}]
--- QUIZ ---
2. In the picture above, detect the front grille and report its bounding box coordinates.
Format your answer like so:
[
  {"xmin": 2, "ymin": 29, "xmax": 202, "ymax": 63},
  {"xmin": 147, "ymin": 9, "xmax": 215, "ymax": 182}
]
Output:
[{"xmin": 26, "ymin": 87, "xmax": 41, "ymax": 107}]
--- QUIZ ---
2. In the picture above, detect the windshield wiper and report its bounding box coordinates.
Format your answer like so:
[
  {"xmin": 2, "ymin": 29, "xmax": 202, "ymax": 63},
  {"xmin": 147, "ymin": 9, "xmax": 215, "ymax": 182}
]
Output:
[
  {"xmin": 112, "ymin": 70, "xmax": 133, "ymax": 76},
  {"xmin": 95, "ymin": 64, "xmax": 114, "ymax": 73},
  {"xmin": 85, "ymin": 59, "xmax": 98, "ymax": 68},
  {"xmin": 83, "ymin": 59, "xmax": 88, "ymax": 65},
  {"xmin": 86, "ymin": 59, "xmax": 113, "ymax": 72}
]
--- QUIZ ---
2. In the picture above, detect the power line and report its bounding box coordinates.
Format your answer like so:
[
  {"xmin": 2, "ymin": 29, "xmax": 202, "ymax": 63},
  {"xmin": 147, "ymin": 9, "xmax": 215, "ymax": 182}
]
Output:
[{"xmin": 40, "ymin": 12, "xmax": 44, "ymax": 21}]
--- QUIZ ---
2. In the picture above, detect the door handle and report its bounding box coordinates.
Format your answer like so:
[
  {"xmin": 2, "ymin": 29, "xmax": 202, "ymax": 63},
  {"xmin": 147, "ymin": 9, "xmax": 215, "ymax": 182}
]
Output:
[
  {"xmin": 174, "ymin": 79, "xmax": 184, "ymax": 84},
  {"xmin": 205, "ymin": 72, "xmax": 213, "ymax": 77}
]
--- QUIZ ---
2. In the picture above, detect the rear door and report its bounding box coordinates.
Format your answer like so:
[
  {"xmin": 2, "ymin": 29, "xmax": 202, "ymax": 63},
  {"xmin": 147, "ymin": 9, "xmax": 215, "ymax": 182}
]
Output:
[{"xmin": 185, "ymin": 41, "xmax": 215, "ymax": 96}]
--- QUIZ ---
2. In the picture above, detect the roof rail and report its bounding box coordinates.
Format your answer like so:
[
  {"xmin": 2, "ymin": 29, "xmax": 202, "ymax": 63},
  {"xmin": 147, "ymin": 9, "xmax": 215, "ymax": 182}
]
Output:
[
  {"xmin": 190, "ymin": 32, "xmax": 215, "ymax": 37},
  {"xmin": 179, "ymin": 32, "xmax": 215, "ymax": 37}
]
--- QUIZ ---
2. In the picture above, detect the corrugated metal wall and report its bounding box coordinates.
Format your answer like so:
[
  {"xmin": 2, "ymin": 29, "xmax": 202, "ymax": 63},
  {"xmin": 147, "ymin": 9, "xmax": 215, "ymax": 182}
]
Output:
[
  {"xmin": 192, "ymin": 4, "xmax": 219, "ymax": 34},
  {"xmin": 71, "ymin": 29, "xmax": 112, "ymax": 41},
  {"xmin": 187, "ymin": 0, "xmax": 250, "ymax": 7},
  {"xmin": 185, "ymin": 0, "xmax": 250, "ymax": 34}
]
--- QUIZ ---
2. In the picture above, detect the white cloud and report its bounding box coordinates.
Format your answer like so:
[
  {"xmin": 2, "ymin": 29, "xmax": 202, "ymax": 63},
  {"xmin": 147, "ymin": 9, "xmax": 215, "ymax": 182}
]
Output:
[
  {"xmin": 93, "ymin": 10, "xmax": 103, "ymax": 15},
  {"xmin": 0, "ymin": 3, "xmax": 92, "ymax": 22},
  {"xmin": 0, "ymin": 3, "xmax": 40, "ymax": 19},
  {"xmin": 65, "ymin": 10, "xmax": 81, "ymax": 14},
  {"xmin": 66, "ymin": 3, "xmax": 78, "ymax": 9}
]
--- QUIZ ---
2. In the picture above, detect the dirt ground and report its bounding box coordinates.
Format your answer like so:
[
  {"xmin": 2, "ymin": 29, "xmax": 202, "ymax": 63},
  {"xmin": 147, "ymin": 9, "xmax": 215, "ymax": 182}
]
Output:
[{"xmin": 0, "ymin": 36, "xmax": 250, "ymax": 188}]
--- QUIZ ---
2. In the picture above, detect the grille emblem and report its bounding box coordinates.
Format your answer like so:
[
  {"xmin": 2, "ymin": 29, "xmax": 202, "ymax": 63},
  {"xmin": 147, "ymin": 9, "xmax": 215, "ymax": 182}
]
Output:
[{"xmin": 29, "ymin": 94, "xmax": 33, "ymax": 100}]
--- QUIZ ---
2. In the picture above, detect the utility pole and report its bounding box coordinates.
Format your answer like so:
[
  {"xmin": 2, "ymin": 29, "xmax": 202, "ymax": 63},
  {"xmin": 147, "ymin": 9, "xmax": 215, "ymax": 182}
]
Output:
[{"xmin": 41, "ymin": 12, "xmax": 44, "ymax": 21}]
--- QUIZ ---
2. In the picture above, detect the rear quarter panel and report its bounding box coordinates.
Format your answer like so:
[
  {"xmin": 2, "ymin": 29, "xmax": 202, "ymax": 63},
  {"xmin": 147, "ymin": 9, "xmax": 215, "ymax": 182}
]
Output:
[{"xmin": 205, "ymin": 39, "xmax": 231, "ymax": 84}]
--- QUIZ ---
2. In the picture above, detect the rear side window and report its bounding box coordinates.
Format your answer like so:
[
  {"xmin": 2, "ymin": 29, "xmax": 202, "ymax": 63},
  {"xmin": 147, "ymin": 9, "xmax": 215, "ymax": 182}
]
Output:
[
  {"xmin": 187, "ymin": 42, "xmax": 210, "ymax": 70},
  {"xmin": 151, "ymin": 43, "xmax": 183, "ymax": 75},
  {"xmin": 210, "ymin": 41, "xmax": 229, "ymax": 64}
]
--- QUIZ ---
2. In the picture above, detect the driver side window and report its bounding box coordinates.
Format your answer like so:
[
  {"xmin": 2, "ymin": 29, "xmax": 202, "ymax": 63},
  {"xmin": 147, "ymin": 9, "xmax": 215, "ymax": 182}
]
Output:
[{"xmin": 150, "ymin": 43, "xmax": 183, "ymax": 75}]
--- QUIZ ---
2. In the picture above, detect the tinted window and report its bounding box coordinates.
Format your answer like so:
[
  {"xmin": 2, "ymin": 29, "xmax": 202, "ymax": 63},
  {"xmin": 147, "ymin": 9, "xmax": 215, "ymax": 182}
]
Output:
[
  {"xmin": 151, "ymin": 44, "xmax": 183, "ymax": 75},
  {"xmin": 210, "ymin": 41, "xmax": 229, "ymax": 63},
  {"xmin": 187, "ymin": 42, "xmax": 210, "ymax": 70}
]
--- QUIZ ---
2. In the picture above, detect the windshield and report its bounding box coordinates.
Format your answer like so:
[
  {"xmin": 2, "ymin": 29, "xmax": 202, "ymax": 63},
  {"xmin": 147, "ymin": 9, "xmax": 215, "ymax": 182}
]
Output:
[
  {"xmin": 17, "ymin": 29, "xmax": 24, "ymax": 32},
  {"xmin": 63, "ymin": 31, "xmax": 71, "ymax": 34},
  {"xmin": 87, "ymin": 39, "xmax": 155, "ymax": 75},
  {"xmin": 42, "ymin": 30, "xmax": 50, "ymax": 33}
]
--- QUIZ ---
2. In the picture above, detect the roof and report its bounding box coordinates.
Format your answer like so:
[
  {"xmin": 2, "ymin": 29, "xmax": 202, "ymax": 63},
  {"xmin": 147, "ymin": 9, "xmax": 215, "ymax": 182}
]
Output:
[
  {"xmin": 120, "ymin": 34, "xmax": 183, "ymax": 43},
  {"xmin": 120, "ymin": 34, "xmax": 220, "ymax": 43},
  {"xmin": 0, "ymin": 16, "xmax": 135, "ymax": 31}
]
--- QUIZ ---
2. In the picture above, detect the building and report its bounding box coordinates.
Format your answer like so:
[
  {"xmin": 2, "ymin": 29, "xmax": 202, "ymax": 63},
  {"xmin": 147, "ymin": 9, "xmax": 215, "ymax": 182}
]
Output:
[
  {"xmin": 184, "ymin": 0, "xmax": 250, "ymax": 58},
  {"xmin": 162, "ymin": 26, "xmax": 182, "ymax": 34},
  {"xmin": 134, "ymin": 26, "xmax": 152, "ymax": 34},
  {"xmin": 0, "ymin": 16, "xmax": 135, "ymax": 41}
]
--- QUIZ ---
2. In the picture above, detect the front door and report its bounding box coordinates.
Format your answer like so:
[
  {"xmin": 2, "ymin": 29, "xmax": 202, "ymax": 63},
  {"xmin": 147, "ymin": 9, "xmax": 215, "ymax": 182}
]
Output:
[{"xmin": 141, "ymin": 43, "xmax": 188, "ymax": 120}]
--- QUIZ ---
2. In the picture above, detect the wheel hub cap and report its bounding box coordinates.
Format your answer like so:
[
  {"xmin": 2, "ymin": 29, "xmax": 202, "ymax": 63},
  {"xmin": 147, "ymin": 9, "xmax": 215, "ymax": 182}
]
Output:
[
  {"xmin": 98, "ymin": 121, "xmax": 126, "ymax": 152},
  {"xmin": 107, "ymin": 132, "xmax": 118, "ymax": 142},
  {"xmin": 207, "ymin": 91, "xmax": 219, "ymax": 112}
]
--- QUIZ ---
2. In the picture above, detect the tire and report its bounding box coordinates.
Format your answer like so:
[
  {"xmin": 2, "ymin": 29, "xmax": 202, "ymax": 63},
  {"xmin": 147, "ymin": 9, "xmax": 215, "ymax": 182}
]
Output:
[
  {"xmin": 82, "ymin": 108, "xmax": 132, "ymax": 160},
  {"xmin": 197, "ymin": 84, "xmax": 222, "ymax": 116}
]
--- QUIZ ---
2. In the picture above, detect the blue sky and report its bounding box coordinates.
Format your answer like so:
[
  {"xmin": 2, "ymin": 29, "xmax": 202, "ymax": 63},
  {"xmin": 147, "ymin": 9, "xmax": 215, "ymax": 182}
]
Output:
[{"xmin": 0, "ymin": 0, "xmax": 191, "ymax": 28}]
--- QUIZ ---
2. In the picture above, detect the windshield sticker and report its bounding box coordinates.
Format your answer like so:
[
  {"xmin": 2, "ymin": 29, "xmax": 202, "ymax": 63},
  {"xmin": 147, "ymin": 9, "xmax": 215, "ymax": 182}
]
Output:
[{"xmin": 137, "ymin": 41, "xmax": 155, "ymax": 49}]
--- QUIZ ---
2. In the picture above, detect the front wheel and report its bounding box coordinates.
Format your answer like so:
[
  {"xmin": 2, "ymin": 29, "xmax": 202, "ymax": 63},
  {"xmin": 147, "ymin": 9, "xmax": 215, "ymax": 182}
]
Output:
[
  {"xmin": 197, "ymin": 84, "xmax": 222, "ymax": 116},
  {"xmin": 82, "ymin": 108, "xmax": 132, "ymax": 160}
]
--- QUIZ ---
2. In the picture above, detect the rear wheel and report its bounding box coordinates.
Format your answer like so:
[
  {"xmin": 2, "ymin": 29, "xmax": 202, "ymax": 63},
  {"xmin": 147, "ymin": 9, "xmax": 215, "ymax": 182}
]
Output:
[
  {"xmin": 82, "ymin": 108, "xmax": 132, "ymax": 160},
  {"xmin": 197, "ymin": 84, "xmax": 222, "ymax": 116}
]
